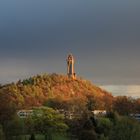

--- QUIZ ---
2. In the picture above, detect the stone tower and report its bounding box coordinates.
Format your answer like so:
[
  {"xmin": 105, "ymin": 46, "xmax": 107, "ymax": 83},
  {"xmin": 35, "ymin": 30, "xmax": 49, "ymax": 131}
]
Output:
[{"xmin": 67, "ymin": 54, "xmax": 76, "ymax": 79}]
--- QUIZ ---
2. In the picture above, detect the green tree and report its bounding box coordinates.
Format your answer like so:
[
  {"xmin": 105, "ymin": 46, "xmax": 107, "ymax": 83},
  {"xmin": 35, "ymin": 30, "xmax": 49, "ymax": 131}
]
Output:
[
  {"xmin": 96, "ymin": 118, "xmax": 113, "ymax": 137},
  {"xmin": 26, "ymin": 107, "xmax": 68, "ymax": 140},
  {"xmin": 109, "ymin": 117, "xmax": 140, "ymax": 140}
]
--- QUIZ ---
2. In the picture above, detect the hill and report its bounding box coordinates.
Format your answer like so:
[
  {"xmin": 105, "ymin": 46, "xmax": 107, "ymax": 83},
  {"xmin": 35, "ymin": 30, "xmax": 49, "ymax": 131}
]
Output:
[
  {"xmin": 0, "ymin": 73, "xmax": 114, "ymax": 120},
  {"xmin": 1, "ymin": 74, "xmax": 140, "ymax": 140}
]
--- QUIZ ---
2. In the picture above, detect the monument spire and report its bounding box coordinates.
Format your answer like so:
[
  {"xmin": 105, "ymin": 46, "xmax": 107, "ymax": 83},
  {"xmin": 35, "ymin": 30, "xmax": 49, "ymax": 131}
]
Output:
[{"xmin": 67, "ymin": 54, "xmax": 76, "ymax": 79}]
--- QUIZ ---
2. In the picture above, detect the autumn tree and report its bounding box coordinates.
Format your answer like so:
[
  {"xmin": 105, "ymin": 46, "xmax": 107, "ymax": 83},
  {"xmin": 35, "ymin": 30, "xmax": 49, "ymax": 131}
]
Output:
[
  {"xmin": 86, "ymin": 95, "xmax": 97, "ymax": 111},
  {"xmin": 134, "ymin": 98, "xmax": 140, "ymax": 113},
  {"xmin": 0, "ymin": 91, "xmax": 17, "ymax": 124},
  {"xmin": 113, "ymin": 96, "xmax": 134, "ymax": 115},
  {"xmin": 102, "ymin": 94, "xmax": 114, "ymax": 111}
]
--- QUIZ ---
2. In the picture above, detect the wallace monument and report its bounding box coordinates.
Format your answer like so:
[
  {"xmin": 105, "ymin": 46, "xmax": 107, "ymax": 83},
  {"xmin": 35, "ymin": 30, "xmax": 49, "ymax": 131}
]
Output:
[{"xmin": 67, "ymin": 54, "xmax": 76, "ymax": 79}]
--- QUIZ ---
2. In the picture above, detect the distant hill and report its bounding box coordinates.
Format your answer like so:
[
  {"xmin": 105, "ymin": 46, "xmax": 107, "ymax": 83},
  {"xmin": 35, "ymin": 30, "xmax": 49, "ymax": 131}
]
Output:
[{"xmin": 0, "ymin": 73, "xmax": 113, "ymax": 110}]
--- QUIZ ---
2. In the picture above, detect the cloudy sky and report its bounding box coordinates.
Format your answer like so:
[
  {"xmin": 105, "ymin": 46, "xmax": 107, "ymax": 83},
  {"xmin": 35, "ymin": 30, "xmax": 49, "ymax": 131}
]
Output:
[{"xmin": 0, "ymin": 0, "xmax": 140, "ymax": 84}]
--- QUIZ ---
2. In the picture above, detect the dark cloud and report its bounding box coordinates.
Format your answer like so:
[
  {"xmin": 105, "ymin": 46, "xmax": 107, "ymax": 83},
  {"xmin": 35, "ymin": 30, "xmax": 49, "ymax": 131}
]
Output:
[{"xmin": 0, "ymin": 0, "xmax": 140, "ymax": 84}]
